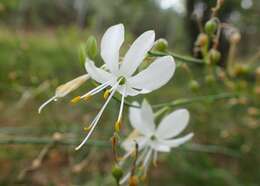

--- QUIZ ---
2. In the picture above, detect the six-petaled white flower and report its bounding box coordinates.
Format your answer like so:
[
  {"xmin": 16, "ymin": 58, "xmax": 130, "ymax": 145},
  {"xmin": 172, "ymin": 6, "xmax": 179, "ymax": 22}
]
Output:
[
  {"xmin": 119, "ymin": 100, "xmax": 193, "ymax": 184},
  {"xmin": 74, "ymin": 24, "xmax": 176, "ymax": 150}
]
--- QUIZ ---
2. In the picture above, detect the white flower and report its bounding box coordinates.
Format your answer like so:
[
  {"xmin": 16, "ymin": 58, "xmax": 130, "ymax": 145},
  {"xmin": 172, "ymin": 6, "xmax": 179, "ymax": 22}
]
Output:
[
  {"xmin": 119, "ymin": 100, "xmax": 193, "ymax": 184},
  {"xmin": 74, "ymin": 24, "xmax": 176, "ymax": 150},
  {"xmin": 38, "ymin": 74, "xmax": 89, "ymax": 113}
]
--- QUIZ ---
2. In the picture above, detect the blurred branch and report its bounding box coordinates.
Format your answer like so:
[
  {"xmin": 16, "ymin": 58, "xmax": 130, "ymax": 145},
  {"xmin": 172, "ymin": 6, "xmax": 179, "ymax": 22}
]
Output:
[
  {"xmin": 183, "ymin": 143, "xmax": 241, "ymax": 158},
  {"xmin": 0, "ymin": 135, "xmax": 240, "ymax": 157},
  {"xmin": 148, "ymin": 50, "xmax": 204, "ymax": 64},
  {"xmin": 18, "ymin": 143, "xmax": 53, "ymax": 180},
  {"xmin": 0, "ymin": 136, "xmax": 108, "ymax": 147}
]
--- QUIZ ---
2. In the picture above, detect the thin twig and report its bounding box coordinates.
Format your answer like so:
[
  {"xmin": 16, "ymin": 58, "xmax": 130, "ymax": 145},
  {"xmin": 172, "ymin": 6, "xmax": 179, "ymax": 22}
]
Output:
[{"xmin": 148, "ymin": 51, "xmax": 204, "ymax": 64}]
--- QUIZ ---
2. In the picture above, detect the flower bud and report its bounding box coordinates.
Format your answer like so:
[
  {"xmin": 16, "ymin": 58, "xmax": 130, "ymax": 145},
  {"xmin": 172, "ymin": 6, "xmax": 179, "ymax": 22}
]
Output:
[
  {"xmin": 85, "ymin": 36, "xmax": 98, "ymax": 60},
  {"xmin": 229, "ymin": 32, "xmax": 241, "ymax": 44},
  {"xmin": 205, "ymin": 75, "xmax": 215, "ymax": 84},
  {"xmin": 196, "ymin": 33, "xmax": 208, "ymax": 47},
  {"xmin": 205, "ymin": 19, "xmax": 218, "ymax": 36},
  {"xmin": 189, "ymin": 80, "xmax": 200, "ymax": 91},
  {"xmin": 234, "ymin": 64, "xmax": 250, "ymax": 76},
  {"xmin": 153, "ymin": 38, "xmax": 168, "ymax": 52},
  {"xmin": 78, "ymin": 44, "xmax": 86, "ymax": 65},
  {"xmin": 112, "ymin": 165, "xmax": 123, "ymax": 183},
  {"xmin": 209, "ymin": 49, "xmax": 221, "ymax": 64}
]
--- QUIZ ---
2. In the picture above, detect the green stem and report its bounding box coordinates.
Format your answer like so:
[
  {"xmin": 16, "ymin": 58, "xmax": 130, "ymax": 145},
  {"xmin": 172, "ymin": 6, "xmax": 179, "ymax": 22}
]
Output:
[
  {"xmin": 183, "ymin": 143, "xmax": 241, "ymax": 157},
  {"xmin": 148, "ymin": 50, "xmax": 204, "ymax": 64},
  {"xmin": 0, "ymin": 136, "xmax": 240, "ymax": 157},
  {"xmin": 113, "ymin": 93, "xmax": 238, "ymax": 109},
  {"xmin": 152, "ymin": 93, "xmax": 238, "ymax": 109}
]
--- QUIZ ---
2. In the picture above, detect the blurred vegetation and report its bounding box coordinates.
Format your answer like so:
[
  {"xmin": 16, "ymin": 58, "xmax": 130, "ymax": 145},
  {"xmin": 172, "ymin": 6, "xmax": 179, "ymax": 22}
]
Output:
[{"xmin": 0, "ymin": 0, "xmax": 259, "ymax": 186}]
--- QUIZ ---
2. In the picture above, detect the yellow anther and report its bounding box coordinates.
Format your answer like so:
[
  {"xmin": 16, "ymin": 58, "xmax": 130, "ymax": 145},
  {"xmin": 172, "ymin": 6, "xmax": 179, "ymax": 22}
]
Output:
[
  {"xmin": 84, "ymin": 125, "xmax": 92, "ymax": 131},
  {"xmin": 103, "ymin": 89, "xmax": 110, "ymax": 99},
  {"xmin": 83, "ymin": 94, "xmax": 92, "ymax": 102},
  {"xmin": 70, "ymin": 96, "xmax": 81, "ymax": 104},
  {"xmin": 114, "ymin": 119, "xmax": 122, "ymax": 133}
]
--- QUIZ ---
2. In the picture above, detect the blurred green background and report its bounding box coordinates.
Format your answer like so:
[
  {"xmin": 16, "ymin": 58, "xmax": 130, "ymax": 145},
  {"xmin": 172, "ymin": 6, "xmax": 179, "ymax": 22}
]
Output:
[{"xmin": 0, "ymin": 0, "xmax": 259, "ymax": 186}]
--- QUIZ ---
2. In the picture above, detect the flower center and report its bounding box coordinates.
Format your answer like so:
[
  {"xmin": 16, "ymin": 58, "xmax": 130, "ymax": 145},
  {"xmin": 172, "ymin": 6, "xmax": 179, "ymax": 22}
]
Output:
[
  {"xmin": 150, "ymin": 135, "xmax": 157, "ymax": 141},
  {"xmin": 117, "ymin": 76, "xmax": 126, "ymax": 85}
]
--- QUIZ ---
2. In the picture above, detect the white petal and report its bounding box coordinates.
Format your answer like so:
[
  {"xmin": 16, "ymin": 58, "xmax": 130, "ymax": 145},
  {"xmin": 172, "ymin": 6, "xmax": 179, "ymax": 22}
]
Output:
[
  {"xmin": 101, "ymin": 24, "xmax": 124, "ymax": 73},
  {"xmin": 156, "ymin": 109, "xmax": 190, "ymax": 139},
  {"xmin": 116, "ymin": 84, "xmax": 149, "ymax": 97},
  {"xmin": 129, "ymin": 100, "xmax": 155, "ymax": 136},
  {"xmin": 141, "ymin": 100, "xmax": 156, "ymax": 133},
  {"xmin": 162, "ymin": 133, "xmax": 194, "ymax": 148},
  {"xmin": 85, "ymin": 58, "xmax": 114, "ymax": 84},
  {"xmin": 121, "ymin": 136, "xmax": 147, "ymax": 152},
  {"xmin": 120, "ymin": 30, "xmax": 155, "ymax": 77},
  {"xmin": 128, "ymin": 56, "xmax": 175, "ymax": 93},
  {"xmin": 116, "ymin": 85, "xmax": 140, "ymax": 96},
  {"xmin": 150, "ymin": 142, "xmax": 171, "ymax": 152}
]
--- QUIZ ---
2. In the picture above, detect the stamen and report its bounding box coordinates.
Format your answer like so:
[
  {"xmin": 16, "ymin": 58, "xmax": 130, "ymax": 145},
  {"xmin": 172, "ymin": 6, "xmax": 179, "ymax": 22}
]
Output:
[
  {"xmin": 83, "ymin": 124, "xmax": 93, "ymax": 131},
  {"xmin": 70, "ymin": 96, "xmax": 81, "ymax": 104},
  {"xmin": 119, "ymin": 172, "xmax": 131, "ymax": 185},
  {"xmin": 114, "ymin": 119, "xmax": 122, "ymax": 133},
  {"xmin": 142, "ymin": 149, "xmax": 152, "ymax": 177},
  {"xmin": 83, "ymin": 94, "xmax": 92, "ymax": 102},
  {"xmin": 103, "ymin": 89, "xmax": 110, "ymax": 99},
  {"xmin": 119, "ymin": 148, "xmax": 149, "ymax": 185},
  {"xmin": 152, "ymin": 151, "xmax": 158, "ymax": 167},
  {"xmin": 114, "ymin": 86, "xmax": 126, "ymax": 133},
  {"xmin": 81, "ymin": 80, "xmax": 111, "ymax": 99},
  {"xmin": 75, "ymin": 82, "xmax": 119, "ymax": 150}
]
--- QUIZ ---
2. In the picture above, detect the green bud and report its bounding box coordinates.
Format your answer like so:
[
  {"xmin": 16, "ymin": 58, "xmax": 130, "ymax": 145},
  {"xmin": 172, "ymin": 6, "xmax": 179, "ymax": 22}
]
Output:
[
  {"xmin": 85, "ymin": 36, "xmax": 98, "ymax": 60},
  {"xmin": 112, "ymin": 165, "xmax": 123, "ymax": 183},
  {"xmin": 205, "ymin": 75, "xmax": 215, "ymax": 85},
  {"xmin": 189, "ymin": 80, "xmax": 200, "ymax": 91},
  {"xmin": 234, "ymin": 64, "xmax": 250, "ymax": 76},
  {"xmin": 153, "ymin": 38, "xmax": 168, "ymax": 52},
  {"xmin": 209, "ymin": 49, "xmax": 221, "ymax": 64},
  {"xmin": 78, "ymin": 44, "xmax": 86, "ymax": 66},
  {"xmin": 205, "ymin": 19, "xmax": 218, "ymax": 36}
]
